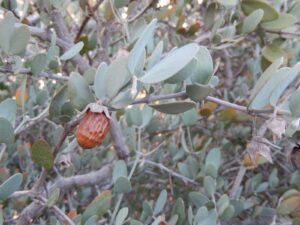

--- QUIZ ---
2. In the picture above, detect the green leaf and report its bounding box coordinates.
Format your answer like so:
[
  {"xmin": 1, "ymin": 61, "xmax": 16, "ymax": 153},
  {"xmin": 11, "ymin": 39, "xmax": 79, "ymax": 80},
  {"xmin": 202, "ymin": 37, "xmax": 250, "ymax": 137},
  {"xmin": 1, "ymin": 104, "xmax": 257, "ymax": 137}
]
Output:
[
  {"xmin": 115, "ymin": 207, "xmax": 129, "ymax": 225},
  {"xmin": 166, "ymin": 59, "xmax": 197, "ymax": 84},
  {"xmin": 9, "ymin": 25, "xmax": 30, "ymax": 55},
  {"xmin": 186, "ymin": 84, "xmax": 213, "ymax": 102},
  {"xmin": 31, "ymin": 139, "xmax": 54, "ymax": 170},
  {"xmin": 220, "ymin": 205, "xmax": 235, "ymax": 220},
  {"xmin": 189, "ymin": 192, "xmax": 209, "ymax": 208},
  {"xmin": 82, "ymin": 190, "xmax": 112, "ymax": 223},
  {"xmin": 113, "ymin": 160, "xmax": 128, "ymax": 183},
  {"xmin": 130, "ymin": 220, "xmax": 143, "ymax": 225},
  {"xmin": 217, "ymin": 194, "xmax": 230, "ymax": 216},
  {"xmin": 270, "ymin": 62, "xmax": 300, "ymax": 106},
  {"xmin": 216, "ymin": 0, "xmax": 238, "ymax": 6},
  {"xmin": 31, "ymin": 53, "xmax": 48, "ymax": 76},
  {"xmin": 241, "ymin": 0, "xmax": 279, "ymax": 22},
  {"xmin": 262, "ymin": 44, "xmax": 285, "ymax": 63},
  {"xmin": 0, "ymin": 118, "xmax": 14, "ymax": 144},
  {"xmin": 289, "ymin": 87, "xmax": 300, "ymax": 117},
  {"xmin": 94, "ymin": 62, "xmax": 108, "ymax": 99},
  {"xmin": 84, "ymin": 216, "xmax": 98, "ymax": 225},
  {"xmin": 114, "ymin": 177, "xmax": 132, "ymax": 194},
  {"xmin": 277, "ymin": 193, "xmax": 300, "ymax": 215},
  {"xmin": 104, "ymin": 56, "xmax": 132, "ymax": 99},
  {"xmin": 140, "ymin": 44, "xmax": 199, "ymax": 84},
  {"xmin": 249, "ymin": 57, "xmax": 283, "ymax": 102},
  {"xmin": 60, "ymin": 41, "xmax": 84, "ymax": 60},
  {"xmin": 147, "ymin": 41, "xmax": 164, "ymax": 70},
  {"xmin": 46, "ymin": 188, "xmax": 60, "ymax": 207},
  {"xmin": 0, "ymin": 12, "xmax": 15, "ymax": 53},
  {"xmin": 0, "ymin": 98, "xmax": 17, "ymax": 126},
  {"xmin": 68, "ymin": 72, "xmax": 94, "ymax": 110},
  {"xmin": 49, "ymin": 85, "xmax": 69, "ymax": 123},
  {"xmin": 242, "ymin": 9, "xmax": 264, "ymax": 34},
  {"xmin": 128, "ymin": 19, "xmax": 157, "ymax": 74},
  {"xmin": 191, "ymin": 47, "xmax": 213, "ymax": 85},
  {"xmin": 289, "ymin": 2, "xmax": 300, "ymax": 21},
  {"xmin": 181, "ymin": 108, "xmax": 198, "ymax": 126},
  {"xmin": 198, "ymin": 210, "xmax": 218, "ymax": 225},
  {"xmin": 84, "ymin": 68, "xmax": 96, "ymax": 85},
  {"xmin": 60, "ymin": 101, "xmax": 75, "ymax": 123},
  {"xmin": 113, "ymin": 0, "xmax": 129, "ymax": 8},
  {"xmin": 149, "ymin": 101, "xmax": 196, "ymax": 114},
  {"xmin": 194, "ymin": 207, "xmax": 208, "ymax": 224},
  {"xmin": 171, "ymin": 198, "xmax": 185, "ymax": 225},
  {"xmin": 261, "ymin": 13, "xmax": 297, "ymax": 30},
  {"xmin": 204, "ymin": 176, "xmax": 216, "ymax": 197},
  {"xmin": 154, "ymin": 189, "xmax": 167, "ymax": 215},
  {"xmin": 110, "ymin": 89, "xmax": 135, "ymax": 109},
  {"xmin": 204, "ymin": 148, "xmax": 221, "ymax": 178},
  {"xmin": 126, "ymin": 106, "xmax": 143, "ymax": 127},
  {"xmin": 0, "ymin": 173, "xmax": 23, "ymax": 201}
]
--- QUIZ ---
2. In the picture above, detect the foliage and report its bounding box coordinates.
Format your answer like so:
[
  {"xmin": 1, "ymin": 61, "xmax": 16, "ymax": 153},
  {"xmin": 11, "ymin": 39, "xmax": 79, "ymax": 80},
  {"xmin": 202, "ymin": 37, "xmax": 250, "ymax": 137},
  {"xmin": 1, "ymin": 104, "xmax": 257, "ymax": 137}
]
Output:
[{"xmin": 0, "ymin": 0, "xmax": 300, "ymax": 225}]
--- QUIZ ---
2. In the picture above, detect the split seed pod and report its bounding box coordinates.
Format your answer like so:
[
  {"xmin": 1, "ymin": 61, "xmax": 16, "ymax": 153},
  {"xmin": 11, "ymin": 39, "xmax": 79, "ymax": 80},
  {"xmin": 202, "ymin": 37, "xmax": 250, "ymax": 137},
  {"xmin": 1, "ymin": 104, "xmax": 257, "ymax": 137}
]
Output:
[{"xmin": 76, "ymin": 111, "xmax": 110, "ymax": 149}]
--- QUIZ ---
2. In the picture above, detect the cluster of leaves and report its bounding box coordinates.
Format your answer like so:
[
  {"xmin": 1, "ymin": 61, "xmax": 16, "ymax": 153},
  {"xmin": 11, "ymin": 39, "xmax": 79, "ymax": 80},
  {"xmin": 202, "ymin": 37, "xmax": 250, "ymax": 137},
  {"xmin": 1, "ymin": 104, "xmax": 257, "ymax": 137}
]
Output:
[{"xmin": 1, "ymin": 0, "xmax": 300, "ymax": 225}]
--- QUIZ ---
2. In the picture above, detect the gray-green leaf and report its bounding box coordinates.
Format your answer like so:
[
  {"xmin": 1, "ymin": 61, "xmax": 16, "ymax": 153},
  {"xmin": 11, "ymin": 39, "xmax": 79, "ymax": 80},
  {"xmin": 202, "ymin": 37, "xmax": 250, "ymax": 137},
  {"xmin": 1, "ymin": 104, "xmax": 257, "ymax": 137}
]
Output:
[{"xmin": 60, "ymin": 41, "xmax": 84, "ymax": 60}]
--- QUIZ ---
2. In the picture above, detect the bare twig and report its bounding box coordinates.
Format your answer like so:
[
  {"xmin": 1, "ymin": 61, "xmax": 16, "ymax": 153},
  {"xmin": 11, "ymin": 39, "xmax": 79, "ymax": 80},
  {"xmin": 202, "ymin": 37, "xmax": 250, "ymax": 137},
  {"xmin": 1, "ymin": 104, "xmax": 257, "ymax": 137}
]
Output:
[
  {"xmin": 127, "ymin": 0, "xmax": 154, "ymax": 23},
  {"xmin": 143, "ymin": 159, "xmax": 200, "ymax": 185},
  {"xmin": 0, "ymin": 67, "xmax": 69, "ymax": 81}
]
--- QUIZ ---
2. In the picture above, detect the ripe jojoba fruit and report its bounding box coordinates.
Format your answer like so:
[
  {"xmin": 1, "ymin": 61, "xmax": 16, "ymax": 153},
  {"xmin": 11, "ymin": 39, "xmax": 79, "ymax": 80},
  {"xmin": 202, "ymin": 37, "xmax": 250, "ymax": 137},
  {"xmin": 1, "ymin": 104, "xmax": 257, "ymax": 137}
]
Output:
[{"xmin": 76, "ymin": 111, "xmax": 110, "ymax": 149}]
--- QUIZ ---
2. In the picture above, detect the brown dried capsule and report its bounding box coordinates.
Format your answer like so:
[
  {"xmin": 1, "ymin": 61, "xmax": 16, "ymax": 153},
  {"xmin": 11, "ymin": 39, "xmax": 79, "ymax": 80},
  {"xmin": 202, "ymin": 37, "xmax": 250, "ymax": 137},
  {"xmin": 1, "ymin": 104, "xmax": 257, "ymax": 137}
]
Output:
[{"xmin": 76, "ymin": 111, "xmax": 110, "ymax": 149}]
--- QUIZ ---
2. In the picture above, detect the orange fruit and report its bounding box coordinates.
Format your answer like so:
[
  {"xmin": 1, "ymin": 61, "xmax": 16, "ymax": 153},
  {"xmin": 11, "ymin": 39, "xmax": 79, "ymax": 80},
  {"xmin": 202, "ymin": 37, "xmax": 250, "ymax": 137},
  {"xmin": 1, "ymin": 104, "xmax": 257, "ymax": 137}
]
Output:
[{"xmin": 76, "ymin": 111, "xmax": 110, "ymax": 149}]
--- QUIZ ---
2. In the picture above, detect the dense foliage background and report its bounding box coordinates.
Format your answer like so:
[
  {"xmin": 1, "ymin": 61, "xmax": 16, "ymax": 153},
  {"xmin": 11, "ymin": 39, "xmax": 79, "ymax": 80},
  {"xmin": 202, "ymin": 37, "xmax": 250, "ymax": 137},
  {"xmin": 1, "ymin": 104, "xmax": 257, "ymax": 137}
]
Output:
[{"xmin": 1, "ymin": 0, "xmax": 300, "ymax": 224}]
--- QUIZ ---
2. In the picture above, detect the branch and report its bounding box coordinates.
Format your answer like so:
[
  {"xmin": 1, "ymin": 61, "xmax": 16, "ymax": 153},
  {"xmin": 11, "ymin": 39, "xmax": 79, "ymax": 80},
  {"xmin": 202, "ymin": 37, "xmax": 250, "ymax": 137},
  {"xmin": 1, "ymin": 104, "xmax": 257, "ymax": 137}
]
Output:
[
  {"xmin": 74, "ymin": 0, "xmax": 105, "ymax": 41},
  {"xmin": 15, "ymin": 162, "xmax": 114, "ymax": 225},
  {"xmin": 132, "ymin": 91, "xmax": 289, "ymax": 116},
  {"xmin": 110, "ymin": 114, "xmax": 130, "ymax": 159},
  {"xmin": 132, "ymin": 91, "xmax": 249, "ymax": 113},
  {"xmin": 127, "ymin": 0, "xmax": 154, "ymax": 23},
  {"xmin": 52, "ymin": 162, "xmax": 114, "ymax": 190},
  {"xmin": 0, "ymin": 67, "xmax": 68, "ymax": 81},
  {"xmin": 143, "ymin": 160, "xmax": 199, "ymax": 185}
]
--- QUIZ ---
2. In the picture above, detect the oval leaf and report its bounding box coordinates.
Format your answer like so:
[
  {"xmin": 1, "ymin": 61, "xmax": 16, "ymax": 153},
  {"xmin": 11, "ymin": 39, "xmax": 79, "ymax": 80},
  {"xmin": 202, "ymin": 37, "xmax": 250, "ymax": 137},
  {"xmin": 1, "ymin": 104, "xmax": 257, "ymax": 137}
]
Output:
[
  {"xmin": 241, "ymin": 0, "xmax": 279, "ymax": 22},
  {"xmin": 261, "ymin": 13, "xmax": 297, "ymax": 30},
  {"xmin": 10, "ymin": 25, "xmax": 30, "ymax": 55},
  {"xmin": 242, "ymin": 9, "xmax": 264, "ymax": 34},
  {"xmin": 186, "ymin": 84, "xmax": 213, "ymax": 102},
  {"xmin": 94, "ymin": 62, "xmax": 108, "ymax": 99},
  {"xmin": 289, "ymin": 87, "xmax": 300, "ymax": 118},
  {"xmin": 82, "ymin": 190, "xmax": 112, "ymax": 223},
  {"xmin": 154, "ymin": 189, "xmax": 167, "ymax": 215},
  {"xmin": 140, "ymin": 44, "xmax": 199, "ymax": 84},
  {"xmin": 68, "ymin": 72, "xmax": 94, "ymax": 110},
  {"xmin": 114, "ymin": 176, "xmax": 132, "ymax": 194},
  {"xmin": 0, "ymin": 173, "xmax": 23, "ymax": 201},
  {"xmin": 150, "ymin": 101, "xmax": 196, "ymax": 114},
  {"xmin": 113, "ymin": 160, "xmax": 128, "ymax": 183},
  {"xmin": 128, "ymin": 19, "xmax": 157, "ymax": 74},
  {"xmin": 0, "ymin": 98, "xmax": 17, "ymax": 126},
  {"xmin": 115, "ymin": 207, "xmax": 129, "ymax": 225},
  {"xmin": 31, "ymin": 139, "xmax": 54, "ymax": 170},
  {"xmin": 0, "ymin": 118, "xmax": 14, "ymax": 144},
  {"xmin": 104, "ymin": 56, "xmax": 132, "ymax": 99},
  {"xmin": 60, "ymin": 41, "xmax": 84, "ymax": 60},
  {"xmin": 191, "ymin": 46, "xmax": 214, "ymax": 85}
]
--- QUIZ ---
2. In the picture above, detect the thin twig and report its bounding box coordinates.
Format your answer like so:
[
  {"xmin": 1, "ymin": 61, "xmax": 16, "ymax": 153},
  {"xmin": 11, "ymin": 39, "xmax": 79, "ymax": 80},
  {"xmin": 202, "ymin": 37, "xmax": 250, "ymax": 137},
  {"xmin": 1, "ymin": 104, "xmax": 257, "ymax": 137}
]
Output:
[
  {"xmin": 0, "ymin": 67, "xmax": 69, "ymax": 81},
  {"xmin": 143, "ymin": 159, "xmax": 200, "ymax": 185}
]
